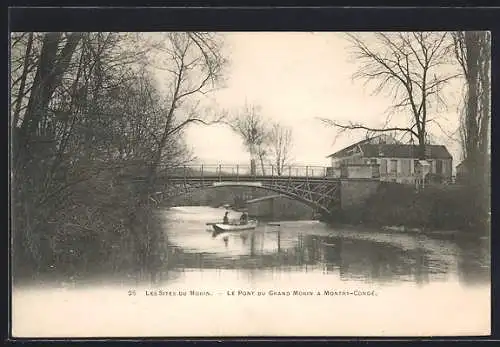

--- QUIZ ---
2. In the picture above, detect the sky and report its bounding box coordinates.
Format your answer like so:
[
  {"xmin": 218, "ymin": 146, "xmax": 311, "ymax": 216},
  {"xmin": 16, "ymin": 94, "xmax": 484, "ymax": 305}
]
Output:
[{"xmin": 162, "ymin": 32, "xmax": 465, "ymax": 167}]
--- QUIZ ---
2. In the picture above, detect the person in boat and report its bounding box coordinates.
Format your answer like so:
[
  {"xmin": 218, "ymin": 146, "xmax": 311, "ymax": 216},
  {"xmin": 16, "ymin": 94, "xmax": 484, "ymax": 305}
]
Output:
[
  {"xmin": 223, "ymin": 211, "xmax": 229, "ymax": 225},
  {"xmin": 239, "ymin": 212, "xmax": 249, "ymax": 225}
]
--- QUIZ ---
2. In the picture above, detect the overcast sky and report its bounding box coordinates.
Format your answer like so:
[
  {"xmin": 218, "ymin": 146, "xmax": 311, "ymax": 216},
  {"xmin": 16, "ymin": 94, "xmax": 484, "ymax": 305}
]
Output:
[{"xmin": 165, "ymin": 32, "xmax": 464, "ymax": 167}]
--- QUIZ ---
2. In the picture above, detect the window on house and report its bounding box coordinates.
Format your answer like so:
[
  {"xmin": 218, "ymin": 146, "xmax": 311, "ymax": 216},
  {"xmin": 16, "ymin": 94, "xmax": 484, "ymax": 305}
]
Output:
[
  {"xmin": 436, "ymin": 159, "xmax": 443, "ymax": 174},
  {"xmin": 414, "ymin": 159, "xmax": 419, "ymax": 173},
  {"xmin": 390, "ymin": 159, "xmax": 398, "ymax": 173},
  {"xmin": 380, "ymin": 159, "xmax": 387, "ymax": 174}
]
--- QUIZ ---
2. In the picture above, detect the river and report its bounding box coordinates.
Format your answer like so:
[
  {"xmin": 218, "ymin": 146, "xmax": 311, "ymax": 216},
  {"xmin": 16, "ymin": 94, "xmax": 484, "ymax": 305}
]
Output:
[{"xmin": 12, "ymin": 206, "xmax": 491, "ymax": 337}]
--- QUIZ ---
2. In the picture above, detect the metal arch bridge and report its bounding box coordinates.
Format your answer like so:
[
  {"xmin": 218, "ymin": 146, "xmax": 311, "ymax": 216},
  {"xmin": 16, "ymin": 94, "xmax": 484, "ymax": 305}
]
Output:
[{"xmin": 126, "ymin": 164, "xmax": 342, "ymax": 215}]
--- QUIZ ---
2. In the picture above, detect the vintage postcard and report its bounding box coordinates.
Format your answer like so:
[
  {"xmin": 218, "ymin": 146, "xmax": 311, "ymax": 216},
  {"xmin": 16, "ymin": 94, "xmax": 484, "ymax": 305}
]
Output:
[{"xmin": 10, "ymin": 31, "xmax": 491, "ymax": 337}]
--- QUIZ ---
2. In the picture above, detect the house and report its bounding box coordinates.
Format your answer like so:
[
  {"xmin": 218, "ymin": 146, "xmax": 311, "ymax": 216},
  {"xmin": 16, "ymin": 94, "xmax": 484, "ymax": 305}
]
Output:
[{"xmin": 326, "ymin": 135, "xmax": 453, "ymax": 184}]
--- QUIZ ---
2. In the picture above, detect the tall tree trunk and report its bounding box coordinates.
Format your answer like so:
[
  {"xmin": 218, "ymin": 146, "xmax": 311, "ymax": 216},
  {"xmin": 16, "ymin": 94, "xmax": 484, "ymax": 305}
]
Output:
[
  {"xmin": 478, "ymin": 32, "xmax": 491, "ymax": 232},
  {"xmin": 258, "ymin": 151, "xmax": 266, "ymax": 175},
  {"xmin": 479, "ymin": 32, "xmax": 490, "ymax": 184},
  {"xmin": 461, "ymin": 31, "xmax": 490, "ymax": 232},
  {"xmin": 12, "ymin": 33, "xmax": 34, "ymax": 128},
  {"xmin": 418, "ymin": 135, "xmax": 426, "ymax": 160},
  {"xmin": 464, "ymin": 31, "xmax": 481, "ymax": 186},
  {"xmin": 17, "ymin": 32, "xmax": 82, "ymax": 168},
  {"xmin": 21, "ymin": 33, "xmax": 82, "ymax": 136},
  {"xmin": 249, "ymin": 145, "xmax": 256, "ymax": 176}
]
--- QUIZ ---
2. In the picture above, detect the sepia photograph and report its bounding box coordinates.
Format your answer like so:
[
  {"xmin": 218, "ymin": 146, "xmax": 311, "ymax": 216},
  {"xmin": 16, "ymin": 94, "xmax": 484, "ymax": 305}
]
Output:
[{"xmin": 10, "ymin": 31, "xmax": 491, "ymax": 337}]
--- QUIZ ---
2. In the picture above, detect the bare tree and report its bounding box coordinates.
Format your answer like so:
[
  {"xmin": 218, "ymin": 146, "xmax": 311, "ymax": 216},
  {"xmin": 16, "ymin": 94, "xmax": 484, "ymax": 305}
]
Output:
[
  {"xmin": 320, "ymin": 32, "xmax": 458, "ymax": 159},
  {"xmin": 18, "ymin": 33, "xmax": 83, "ymax": 140},
  {"xmin": 268, "ymin": 122, "xmax": 293, "ymax": 175},
  {"xmin": 10, "ymin": 31, "xmax": 228, "ymax": 276},
  {"xmin": 256, "ymin": 141, "xmax": 269, "ymax": 176},
  {"xmin": 11, "ymin": 33, "xmax": 36, "ymax": 128},
  {"xmin": 452, "ymin": 31, "xmax": 490, "ymax": 183},
  {"xmin": 145, "ymin": 32, "xmax": 227, "ymax": 185},
  {"xmin": 11, "ymin": 32, "xmax": 149, "ymax": 269},
  {"xmin": 451, "ymin": 31, "xmax": 490, "ymax": 231},
  {"xmin": 228, "ymin": 102, "xmax": 269, "ymax": 175}
]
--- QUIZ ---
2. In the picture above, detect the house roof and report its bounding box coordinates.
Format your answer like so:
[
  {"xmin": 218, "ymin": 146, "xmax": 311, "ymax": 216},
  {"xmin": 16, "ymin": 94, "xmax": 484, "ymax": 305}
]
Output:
[
  {"xmin": 328, "ymin": 143, "xmax": 452, "ymax": 159},
  {"xmin": 326, "ymin": 137, "xmax": 377, "ymax": 158},
  {"xmin": 364, "ymin": 144, "xmax": 452, "ymax": 159}
]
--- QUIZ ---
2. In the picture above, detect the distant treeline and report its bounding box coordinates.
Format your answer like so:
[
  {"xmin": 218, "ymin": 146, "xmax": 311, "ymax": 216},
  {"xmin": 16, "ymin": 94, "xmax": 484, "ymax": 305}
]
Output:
[{"xmin": 168, "ymin": 186, "xmax": 314, "ymax": 220}]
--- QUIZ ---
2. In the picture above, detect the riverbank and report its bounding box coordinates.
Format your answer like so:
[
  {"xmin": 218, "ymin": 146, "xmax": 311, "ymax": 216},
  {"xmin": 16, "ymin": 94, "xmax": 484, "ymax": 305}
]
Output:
[
  {"xmin": 329, "ymin": 182, "xmax": 489, "ymax": 237},
  {"xmin": 12, "ymin": 180, "xmax": 170, "ymax": 284}
]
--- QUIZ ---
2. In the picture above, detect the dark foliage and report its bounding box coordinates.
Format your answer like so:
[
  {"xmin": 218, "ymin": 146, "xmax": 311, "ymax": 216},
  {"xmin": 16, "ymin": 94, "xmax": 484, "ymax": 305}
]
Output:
[
  {"xmin": 11, "ymin": 32, "xmax": 226, "ymax": 281},
  {"xmin": 348, "ymin": 182, "xmax": 488, "ymax": 233}
]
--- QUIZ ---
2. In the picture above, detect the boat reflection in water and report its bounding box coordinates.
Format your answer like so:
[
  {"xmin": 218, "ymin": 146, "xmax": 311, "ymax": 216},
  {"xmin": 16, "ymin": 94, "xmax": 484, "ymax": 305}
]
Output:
[{"xmin": 159, "ymin": 206, "xmax": 489, "ymax": 288}]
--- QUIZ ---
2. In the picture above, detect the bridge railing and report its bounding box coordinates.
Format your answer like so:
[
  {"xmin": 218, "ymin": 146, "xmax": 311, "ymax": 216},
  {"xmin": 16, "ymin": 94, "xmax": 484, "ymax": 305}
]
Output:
[{"xmin": 157, "ymin": 164, "xmax": 331, "ymax": 179}]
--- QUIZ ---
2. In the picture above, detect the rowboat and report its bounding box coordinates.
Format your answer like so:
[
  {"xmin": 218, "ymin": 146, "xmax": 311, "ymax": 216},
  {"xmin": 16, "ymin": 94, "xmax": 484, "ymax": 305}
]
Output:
[{"xmin": 212, "ymin": 220, "xmax": 258, "ymax": 235}]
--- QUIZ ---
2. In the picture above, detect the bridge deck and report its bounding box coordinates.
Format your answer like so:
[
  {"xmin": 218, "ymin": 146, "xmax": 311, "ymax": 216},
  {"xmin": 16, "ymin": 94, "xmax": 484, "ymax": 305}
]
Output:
[
  {"xmin": 119, "ymin": 164, "xmax": 379, "ymax": 182},
  {"xmin": 161, "ymin": 175, "xmax": 337, "ymax": 181}
]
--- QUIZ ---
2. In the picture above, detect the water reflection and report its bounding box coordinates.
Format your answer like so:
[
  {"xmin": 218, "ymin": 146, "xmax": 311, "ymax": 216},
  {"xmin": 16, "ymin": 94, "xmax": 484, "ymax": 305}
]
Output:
[
  {"xmin": 11, "ymin": 205, "xmax": 490, "ymax": 337},
  {"xmin": 157, "ymin": 206, "xmax": 490, "ymax": 287},
  {"xmin": 455, "ymin": 235, "xmax": 491, "ymax": 286}
]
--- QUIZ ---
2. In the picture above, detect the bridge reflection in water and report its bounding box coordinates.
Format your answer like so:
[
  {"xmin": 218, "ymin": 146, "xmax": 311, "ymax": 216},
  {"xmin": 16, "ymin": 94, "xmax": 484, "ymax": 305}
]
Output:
[{"xmin": 154, "ymin": 206, "xmax": 490, "ymax": 288}]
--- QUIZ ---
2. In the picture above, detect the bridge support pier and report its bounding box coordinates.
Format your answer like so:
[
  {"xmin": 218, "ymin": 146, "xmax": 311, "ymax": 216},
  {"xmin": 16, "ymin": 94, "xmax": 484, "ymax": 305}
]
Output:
[
  {"xmin": 322, "ymin": 179, "xmax": 380, "ymax": 224},
  {"xmin": 339, "ymin": 179, "xmax": 380, "ymax": 211}
]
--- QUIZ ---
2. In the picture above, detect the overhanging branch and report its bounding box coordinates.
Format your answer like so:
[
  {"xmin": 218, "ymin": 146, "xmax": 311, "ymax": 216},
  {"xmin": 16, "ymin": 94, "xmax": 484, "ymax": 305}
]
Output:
[{"xmin": 319, "ymin": 117, "xmax": 420, "ymax": 139}]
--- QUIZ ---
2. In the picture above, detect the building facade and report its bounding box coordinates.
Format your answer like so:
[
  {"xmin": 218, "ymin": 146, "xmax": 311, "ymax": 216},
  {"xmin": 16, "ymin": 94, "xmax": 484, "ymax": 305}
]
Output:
[{"xmin": 326, "ymin": 135, "xmax": 453, "ymax": 184}]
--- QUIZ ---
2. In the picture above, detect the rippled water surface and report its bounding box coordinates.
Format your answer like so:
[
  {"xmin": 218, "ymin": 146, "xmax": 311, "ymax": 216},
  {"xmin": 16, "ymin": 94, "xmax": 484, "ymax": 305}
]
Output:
[
  {"xmin": 162, "ymin": 206, "xmax": 490, "ymax": 286},
  {"xmin": 13, "ymin": 206, "xmax": 491, "ymax": 337}
]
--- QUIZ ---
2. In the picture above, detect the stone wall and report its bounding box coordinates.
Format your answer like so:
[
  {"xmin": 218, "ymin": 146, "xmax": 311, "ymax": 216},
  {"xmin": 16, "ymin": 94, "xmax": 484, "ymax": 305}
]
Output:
[
  {"xmin": 340, "ymin": 164, "xmax": 379, "ymax": 179},
  {"xmin": 340, "ymin": 179, "xmax": 380, "ymax": 211}
]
